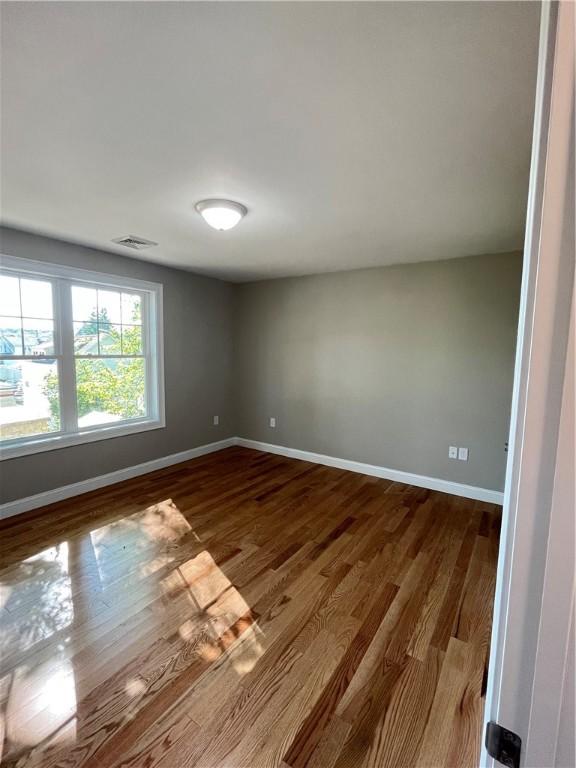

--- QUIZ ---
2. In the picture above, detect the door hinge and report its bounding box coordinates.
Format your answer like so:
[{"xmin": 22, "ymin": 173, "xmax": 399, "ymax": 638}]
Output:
[{"xmin": 485, "ymin": 721, "xmax": 522, "ymax": 768}]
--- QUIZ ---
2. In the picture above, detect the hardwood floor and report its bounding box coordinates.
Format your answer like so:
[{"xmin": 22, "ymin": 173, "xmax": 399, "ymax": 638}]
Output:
[{"xmin": 0, "ymin": 446, "xmax": 500, "ymax": 768}]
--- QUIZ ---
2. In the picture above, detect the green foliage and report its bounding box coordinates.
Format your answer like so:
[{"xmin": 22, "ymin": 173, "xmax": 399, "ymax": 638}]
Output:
[
  {"xmin": 43, "ymin": 322, "xmax": 145, "ymax": 424},
  {"xmin": 74, "ymin": 357, "xmax": 145, "ymax": 420},
  {"xmin": 77, "ymin": 308, "xmax": 111, "ymax": 336},
  {"xmin": 121, "ymin": 323, "xmax": 142, "ymax": 356}
]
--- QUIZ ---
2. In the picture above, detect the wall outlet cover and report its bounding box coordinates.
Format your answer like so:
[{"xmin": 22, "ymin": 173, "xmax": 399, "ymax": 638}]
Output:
[
  {"xmin": 449, "ymin": 446, "xmax": 458, "ymax": 459},
  {"xmin": 458, "ymin": 447, "xmax": 469, "ymax": 461},
  {"xmin": 213, "ymin": 415, "xmax": 219, "ymax": 426},
  {"xmin": 269, "ymin": 417, "xmax": 276, "ymax": 428}
]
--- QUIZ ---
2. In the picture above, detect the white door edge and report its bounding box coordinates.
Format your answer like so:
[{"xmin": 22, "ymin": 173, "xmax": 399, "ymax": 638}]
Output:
[{"xmin": 481, "ymin": 2, "xmax": 575, "ymax": 765}]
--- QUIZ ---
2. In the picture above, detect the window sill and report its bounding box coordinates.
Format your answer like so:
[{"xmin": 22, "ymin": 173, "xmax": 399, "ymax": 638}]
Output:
[{"xmin": 0, "ymin": 418, "xmax": 166, "ymax": 460}]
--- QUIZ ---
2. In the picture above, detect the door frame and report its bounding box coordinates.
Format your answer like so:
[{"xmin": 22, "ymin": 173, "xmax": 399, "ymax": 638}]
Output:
[{"xmin": 481, "ymin": 1, "xmax": 575, "ymax": 766}]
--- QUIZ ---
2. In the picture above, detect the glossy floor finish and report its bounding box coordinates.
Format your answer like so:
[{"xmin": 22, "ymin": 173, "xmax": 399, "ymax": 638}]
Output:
[{"xmin": 0, "ymin": 447, "xmax": 501, "ymax": 768}]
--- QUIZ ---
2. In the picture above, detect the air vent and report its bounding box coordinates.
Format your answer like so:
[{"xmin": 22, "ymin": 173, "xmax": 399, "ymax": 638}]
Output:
[{"xmin": 112, "ymin": 235, "xmax": 158, "ymax": 250}]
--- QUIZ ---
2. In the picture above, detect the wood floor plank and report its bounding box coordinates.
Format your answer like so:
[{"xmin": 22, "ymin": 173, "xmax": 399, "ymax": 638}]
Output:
[
  {"xmin": 0, "ymin": 446, "xmax": 500, "ymax": 768},
  {"xmin": 360, "ymin": 647, "xmax": 443, "ymax": 768},
  {"xmin": 415, "ymin": 637, "xmax": 481, "ymax": 768},
  {"xmin": 282, "ymin": 582, "xmax": 398, "ymax": 768}
]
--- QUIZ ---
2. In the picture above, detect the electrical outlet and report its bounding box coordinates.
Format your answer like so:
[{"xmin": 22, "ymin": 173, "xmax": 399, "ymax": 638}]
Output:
[
  {"xmin": 449, "ymin": 446, "xmax": 458, "ymax": 459},
  {"xmin": 213, "ymin": 415, "xmax": 219, "ymax": 426},
  {"xmin": 269, "ymin": 417, "xmax": 276, "ymax": 428},
  {"xmin": 458, "ymin": 447, "xmax": 469, "ymax": 461}
]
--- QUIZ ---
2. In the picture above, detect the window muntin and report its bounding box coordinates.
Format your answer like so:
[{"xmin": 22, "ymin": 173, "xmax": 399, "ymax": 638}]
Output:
[
  {"xmin": 70, "ymin": 284, "xmax": 146, "ymax": 430},
  {"xmin": 0, "ymin": 357, "xmax": 61, "ymax": 441},
  {"xmin": 0, "ymin": 257, "xmax": 163, "ymax": 458},
  {"xmin": 0, "ymin": 274, "xmax": 61, "ymax": 442}
]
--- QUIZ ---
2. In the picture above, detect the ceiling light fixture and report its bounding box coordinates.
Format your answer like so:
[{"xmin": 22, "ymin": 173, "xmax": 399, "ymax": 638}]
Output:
[{"xmin": 195, "ymin": 199, "xmax": 247, "ymax": 231}]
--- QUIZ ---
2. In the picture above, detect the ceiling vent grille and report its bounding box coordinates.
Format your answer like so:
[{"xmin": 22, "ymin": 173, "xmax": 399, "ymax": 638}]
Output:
[{"xmin": 112, "ymin": 235, "xmax": 158, "ymax": 250}]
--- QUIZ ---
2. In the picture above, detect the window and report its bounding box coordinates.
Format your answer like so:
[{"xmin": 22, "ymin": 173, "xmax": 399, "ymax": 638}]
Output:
[{"xmin": 0, "ymin": 255, "xmax": 164, "ymax": 459}]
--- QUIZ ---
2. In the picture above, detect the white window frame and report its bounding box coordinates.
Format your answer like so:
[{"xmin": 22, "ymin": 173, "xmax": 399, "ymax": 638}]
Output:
[{"xmin": 0, "ymin": 254, "xmax": 165, "ymax": 460}]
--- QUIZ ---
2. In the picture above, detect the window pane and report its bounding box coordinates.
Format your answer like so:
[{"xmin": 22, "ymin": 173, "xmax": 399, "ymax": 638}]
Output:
[
  {"xmin": 98, "ymin": 324, "xmax": 122, "ymax": 355},
  {"xmin": 72, "ymin": 286, "xmax": 98, "ymax": 322},
  {"xmin": 75, "ymin": 358, "xmax": 146, "ymax": 427},
  {"xmin": 0, "ymin": 275, "xmax": 21, "ymax": 316},
  {"xmin": 0, "ymin": 317, "xmax": 22, "ymax": 355},
  {"xmin": 121, "ymin": 324, "xmax": 143, "ymax": 355},
  {"xmin": 98, "ymin": 290, "xmax": 122, "ymax": 324},
  {"xmin": 20, "ymin": 279, "xmax": 53, "ymax": 319},
  {"xmin": 0, "ymin": 358, "xmax": 60, "ymax": 440},
  {"xmin": 73, "ymin": 322, "xmax": 98, "ymax": 355},
  {"xmin": 23, "ymin": 319, "xmax": 54, "ymax": 356},
  {"xmin": 121, "ymin": 293, "xmax": 142, "ymax": 325}
]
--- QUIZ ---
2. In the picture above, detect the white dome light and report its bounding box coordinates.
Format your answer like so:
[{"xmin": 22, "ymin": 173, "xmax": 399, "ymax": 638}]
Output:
[{"xmin": 195, "ymin": 199, "xmax": 247, "ymax": 231}]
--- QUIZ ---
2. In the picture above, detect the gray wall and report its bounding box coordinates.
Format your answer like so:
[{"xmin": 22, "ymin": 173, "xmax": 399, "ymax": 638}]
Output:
[
  {"xmin": 0, "ymin": 227, "xmax": 522, "ymax": 503},
  {"xmin": 234, "ymin": 252, "xmax": 522, "ymax": 492},
  {"xmin": 0, "ymin": 227, "xmax": 236, "ymax": 504}
]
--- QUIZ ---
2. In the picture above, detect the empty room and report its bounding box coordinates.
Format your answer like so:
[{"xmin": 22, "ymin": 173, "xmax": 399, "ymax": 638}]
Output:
[{"xmin": 1, "ymin": 2, "xmax": 574, "ymax": 768}]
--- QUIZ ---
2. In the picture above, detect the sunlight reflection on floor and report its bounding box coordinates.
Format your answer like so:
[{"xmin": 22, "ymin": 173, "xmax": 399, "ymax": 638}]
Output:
[
  {"xmin": 167, "ymin": 549, "xmax": 265, "ymax": 676},
  {"xmin": 1, "ymin": 543, "xmax": 73, "ymax": 655},
  {"xmin": 89, "ymin": 499, "xmax": 193, "ymax": 589},
  {"xmin": 4, "ymin": 656, "xmax": 77, "ymax": 754},
  {"xmin": 0, "ymin": 498, "xmax": 264, "ymax": 763},
  {"xmin": 1, "ymin": 543, "xmax": 76, "ymax": 760}
]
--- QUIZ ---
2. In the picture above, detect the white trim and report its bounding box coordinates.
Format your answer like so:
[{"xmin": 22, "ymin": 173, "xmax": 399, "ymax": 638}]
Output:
[
  {"xmin": 0, "ymin": 418, "xmax": 165, "ymax": 460},
  {"xmin": 0, "ymin": 434, "xmax": 503, "ymax": 520},
  {"xmin": 149, "ymin": 283, "xmax": 166, "ymax": 429},
  {"xmin": 0, "ymin": 253, "xmax": 166, "ymax": 460},
  {"xmin": 0, "ymin": 253, "xmax": 162, "ymax": 294},
  {"xmin": 526, "ymin": 290, "xmax": 574, "ymax": 766},
  {"xmin": 0, "ymin": 437, "xmax": 236, "ymax": 519},
  {"xmin": 236, "ymin": 438, "xmax": 504, "ymax": 504},
  {"xmin": 483, "ymin": 2, "xmax": 558, "ymax": 753},
  {"xmin": 482, "ymin": 2, "xmax": 575, "ymax": 765}
]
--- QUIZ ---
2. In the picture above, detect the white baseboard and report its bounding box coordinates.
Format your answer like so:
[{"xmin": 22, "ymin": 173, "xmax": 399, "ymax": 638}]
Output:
[
  {"xmin": 0, "ymin": 434, "xmax": 504, "ymax": 520},
  {"xmin": 236, "ymin": 438, "xmax": 504, "ymax": 505},
  {"xmin": 0, "ymin": 437, "xmax": 237, "ymax": 520}
]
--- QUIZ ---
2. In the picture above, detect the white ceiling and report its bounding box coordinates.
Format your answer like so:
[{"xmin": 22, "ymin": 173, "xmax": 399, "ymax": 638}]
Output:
[{"xmin": 1, "ymin": 2, "xmax": 540, "ymax": 282}]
